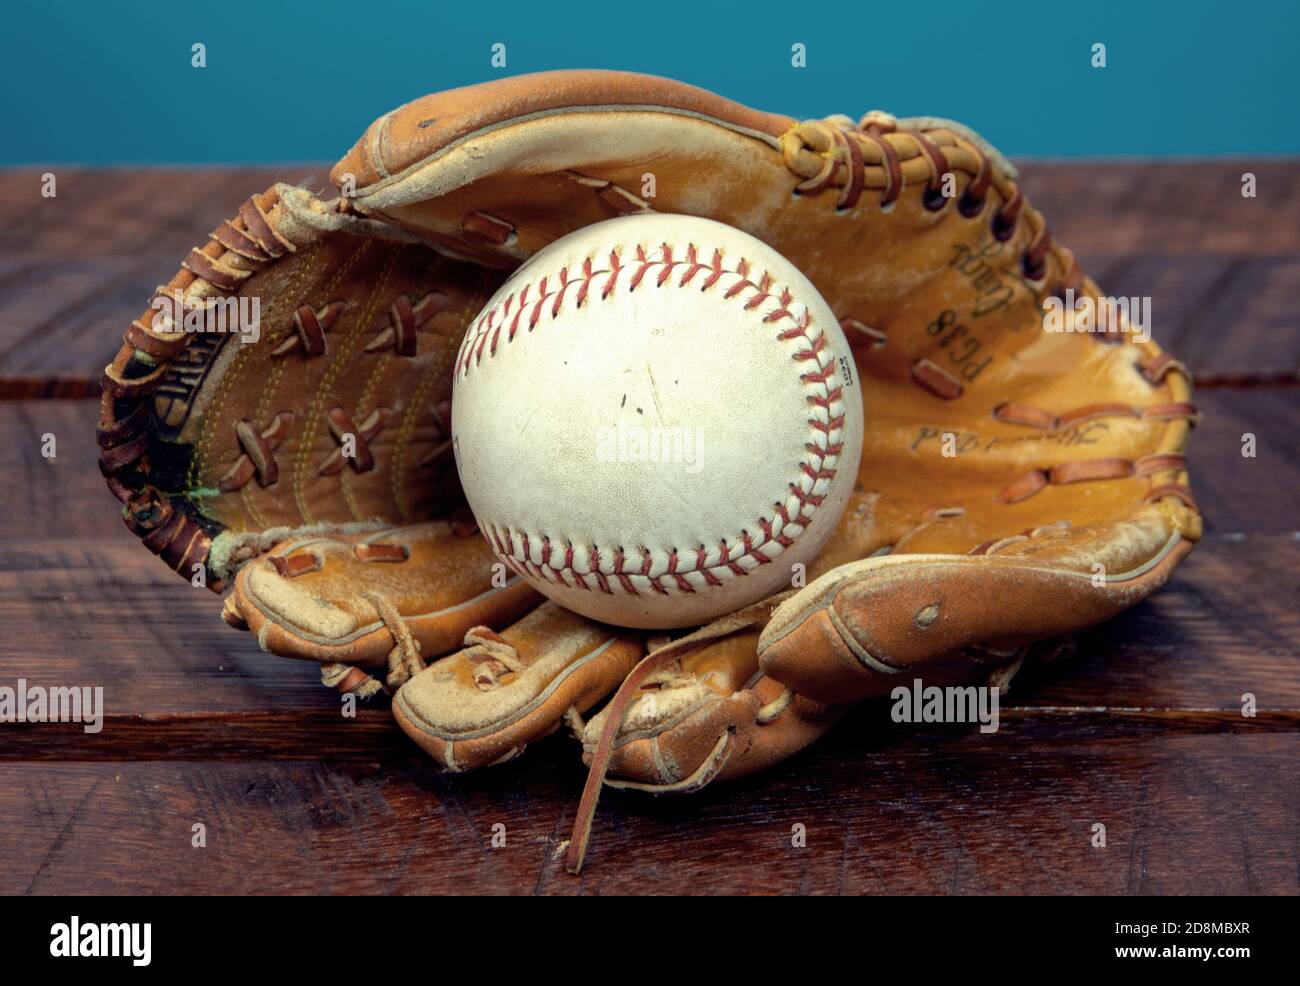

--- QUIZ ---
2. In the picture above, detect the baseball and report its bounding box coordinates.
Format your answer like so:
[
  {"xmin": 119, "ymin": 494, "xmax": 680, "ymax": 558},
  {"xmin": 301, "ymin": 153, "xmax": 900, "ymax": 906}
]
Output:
[{"xmin": 451, "ymin": 213, "xmax": 863, "ymax": 629}]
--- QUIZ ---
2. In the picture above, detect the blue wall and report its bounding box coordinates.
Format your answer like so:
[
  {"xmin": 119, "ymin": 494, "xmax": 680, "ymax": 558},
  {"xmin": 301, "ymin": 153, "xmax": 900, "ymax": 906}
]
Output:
[{"xmin": 3, "ymin": 0, "xmax": 1294, "ymax": 164}]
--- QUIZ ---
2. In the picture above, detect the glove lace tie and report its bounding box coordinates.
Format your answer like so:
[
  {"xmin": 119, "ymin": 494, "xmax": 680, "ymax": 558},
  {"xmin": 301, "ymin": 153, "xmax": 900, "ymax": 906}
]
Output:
[{"xmin": 362, "ymin": 591, "xmax": 425, "ymax": 690}]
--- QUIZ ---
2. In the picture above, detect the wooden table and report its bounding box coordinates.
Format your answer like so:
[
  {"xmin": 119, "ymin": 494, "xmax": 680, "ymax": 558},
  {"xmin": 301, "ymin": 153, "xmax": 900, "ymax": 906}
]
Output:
[{"xmin": 1, "ymin": 164, "xmax": 1296, "ymax": 895}]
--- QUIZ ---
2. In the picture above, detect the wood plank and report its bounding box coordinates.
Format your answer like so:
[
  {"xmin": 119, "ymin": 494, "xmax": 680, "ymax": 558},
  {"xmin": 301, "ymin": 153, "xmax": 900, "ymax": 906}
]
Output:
[
  {"xmin": 0, "ymin": 536, "xmax": 338, "ymax": 713},
  {"xmin": 1011, "ymin": 532, "xmax": 1300, "ymax": 709},
  {"xmin": 0, "ymin": 168, "xmax": 325, "ymax": 390},
  {"xmin": 0, "ymin": 164, "xmax": 1295, "ymax": 385},
  {"xmin": 0, "ymin": 400, "xmax": 139, "ymax": 537},
  {"xmin": 1077, "ymin": 256, "xmax": 1300, "ymax": 383},
  {"xmin": 1, "ymin": 733, "xmax": 1294, "ymax": 894},
  {"xmin": 2, "ymin": 698, "xmax": 1295, "ymax": 763},
  {"xmin": 1184, "ymin": 385, "xmax": 1300, "ymax": 532},
  {"xmin": 1017, "ymin": 160, "xmax": 1300, "ymax": 256},
  {"xmin": 0, "ymin": 168, "xmax": 325, "ymax": 259},
  {"xmin": 0, "ymin": 257, "xmax": 152, "ymax": 383}
]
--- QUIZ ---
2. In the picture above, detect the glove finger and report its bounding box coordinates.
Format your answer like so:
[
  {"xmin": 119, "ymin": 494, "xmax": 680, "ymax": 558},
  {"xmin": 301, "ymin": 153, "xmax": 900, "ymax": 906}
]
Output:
[
  {"xmin": 579, "ymin": 631, "xmax": 844, "ymax": 792},
  {"xmin": 571, "ymin": 485, "xmax": 894, "ymax": 794},
  {"xmin": 99, "ymin": 184, "xmax": 503, "ymax": 590},
  {"xmin": 392, "ymin": 601, "xmax": 642, "ymax": 771},
  {"xmin": 757, "ymin": 509, "xmax": 1195, "ymax": 704},
  {"xmin": 564, "ymin": 598, "xmax": 836, "ymax": 872},
  {"xmin": 228, "ymin": 520, "xmax": 541, "ymax": 673}
]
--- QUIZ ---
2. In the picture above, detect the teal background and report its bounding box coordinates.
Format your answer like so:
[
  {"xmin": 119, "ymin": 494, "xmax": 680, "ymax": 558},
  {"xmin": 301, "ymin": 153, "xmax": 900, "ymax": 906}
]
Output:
[{"xmin": 3, "ymin": 0, "xmax": 1294, "ymax": 164}]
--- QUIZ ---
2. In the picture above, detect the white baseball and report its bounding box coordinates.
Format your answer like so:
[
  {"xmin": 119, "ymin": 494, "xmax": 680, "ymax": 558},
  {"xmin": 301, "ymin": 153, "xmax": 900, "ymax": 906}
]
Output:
[{"xmin": 451, "ymin": 213, "xmax": 863, "ymax": 629}]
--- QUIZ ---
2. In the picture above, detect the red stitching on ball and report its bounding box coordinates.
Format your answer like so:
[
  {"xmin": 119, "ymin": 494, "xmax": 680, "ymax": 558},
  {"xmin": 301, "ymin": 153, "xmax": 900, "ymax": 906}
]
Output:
[{"xmin": 460, "ymin": 238, "xmax": 850, "ymax": 596}]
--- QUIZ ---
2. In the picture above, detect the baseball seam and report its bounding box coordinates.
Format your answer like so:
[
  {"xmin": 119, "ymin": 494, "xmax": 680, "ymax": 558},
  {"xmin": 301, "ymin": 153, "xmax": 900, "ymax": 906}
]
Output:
[{"xmin": 454, "ymin": 240, "xmax": 846, "ymax": 597}]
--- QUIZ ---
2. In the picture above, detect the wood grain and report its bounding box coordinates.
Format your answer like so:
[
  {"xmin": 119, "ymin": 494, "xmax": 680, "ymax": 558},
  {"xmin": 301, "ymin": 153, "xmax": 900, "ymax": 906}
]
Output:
[
  {"xmin": 0, "ymin": 168, "xmax": 325, "ymax": 392},
  {"xmin": 2, "ymin": 733, "xmax": 1295, "ymax": 894},
  {"xmin": 1016, "ymin": 160, "xmax": 1300, "ymax": 256}
]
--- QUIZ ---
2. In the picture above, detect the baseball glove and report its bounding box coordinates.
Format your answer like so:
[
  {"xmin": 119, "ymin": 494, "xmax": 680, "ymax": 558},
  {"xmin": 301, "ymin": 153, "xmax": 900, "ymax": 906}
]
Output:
[{"xmin": 97, "ymin": 71, "xmax": 1200, "ymax": 872}]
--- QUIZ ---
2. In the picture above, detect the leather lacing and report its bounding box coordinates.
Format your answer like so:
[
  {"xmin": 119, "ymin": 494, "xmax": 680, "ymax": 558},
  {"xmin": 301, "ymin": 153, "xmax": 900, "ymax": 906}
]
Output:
[
  {"xmin": 252, "ymin": 540, "xmax": 422, "ymax": 700},
  {"xmin": 778, "ymin": 111, "xmax": 1198, "ymax": 512},
  {"xmin": 97, "ymin": 186, "xmax": 454, "ymax": 585},
  {"xmin": 565, "ymin": 642, "xmax": 710, "ymax": 872},
  {"xmin": 782, "ymin": 112, "xmax": 1074, "ymax": 311},
  {"xmin": 96, "ymin": 189, "xmax": 300, "ymax": 587}
]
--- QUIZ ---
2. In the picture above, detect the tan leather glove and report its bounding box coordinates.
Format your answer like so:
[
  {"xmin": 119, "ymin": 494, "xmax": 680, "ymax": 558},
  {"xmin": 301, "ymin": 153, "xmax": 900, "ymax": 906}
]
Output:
[{"xmin": 98, "ymin": 71, "xmax": 1199, "ymax": 872}]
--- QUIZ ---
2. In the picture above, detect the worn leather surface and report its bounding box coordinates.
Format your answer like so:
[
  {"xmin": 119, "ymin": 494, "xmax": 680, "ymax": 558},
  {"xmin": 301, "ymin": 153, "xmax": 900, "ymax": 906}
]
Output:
[{"xmin": 98, "ymin": 71, "xmax": 1199, "ymax": 848}]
